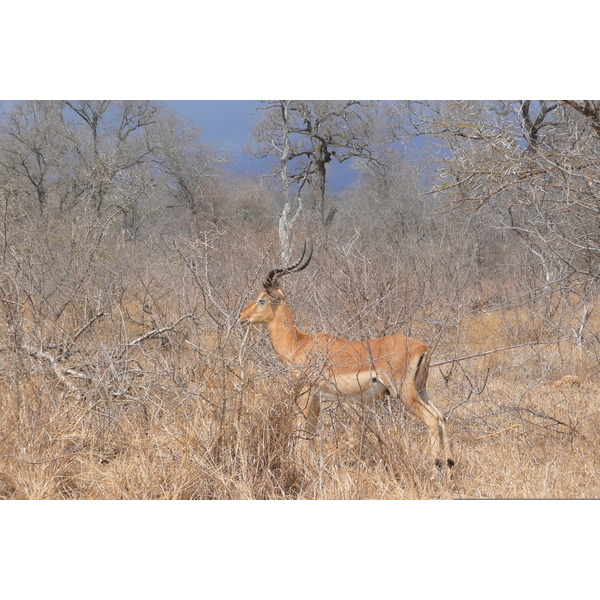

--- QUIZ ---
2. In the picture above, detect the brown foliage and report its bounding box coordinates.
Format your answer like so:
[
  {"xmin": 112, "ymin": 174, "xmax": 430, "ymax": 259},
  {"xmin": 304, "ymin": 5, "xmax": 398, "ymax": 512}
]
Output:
[{"xmin": 0, "ymin": 199, "xmax": 598, "ymax": 500}]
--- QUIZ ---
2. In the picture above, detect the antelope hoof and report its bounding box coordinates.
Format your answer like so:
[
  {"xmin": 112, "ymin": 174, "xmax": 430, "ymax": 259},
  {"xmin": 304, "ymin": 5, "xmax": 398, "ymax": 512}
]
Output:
[{"xmin": 435, "ymin": 458, "xmax": 455, "ymax": 470}]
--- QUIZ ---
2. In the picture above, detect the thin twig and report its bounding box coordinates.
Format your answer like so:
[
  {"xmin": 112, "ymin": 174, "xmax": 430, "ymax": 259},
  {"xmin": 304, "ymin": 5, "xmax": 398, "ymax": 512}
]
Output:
[
  {"xmin": 474, "ymin": 424, "xmax": 519, "ymax": 441},
  {"xmin": 25, "ymin": 345, "xmax": 88, "ymax": 394},
  {"xmin": 430, "ymin": 340, "xmax": 560, "ymax": 367},
  {"xmin": 119, "ymin": 313, "xmax": 193, "ymax": 358}
]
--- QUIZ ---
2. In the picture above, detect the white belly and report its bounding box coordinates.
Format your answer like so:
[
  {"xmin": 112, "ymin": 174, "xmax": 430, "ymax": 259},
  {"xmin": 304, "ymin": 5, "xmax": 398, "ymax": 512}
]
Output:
[{"xmin": 318, "ymin": 372, "xmax": 390, "ymax": 403}]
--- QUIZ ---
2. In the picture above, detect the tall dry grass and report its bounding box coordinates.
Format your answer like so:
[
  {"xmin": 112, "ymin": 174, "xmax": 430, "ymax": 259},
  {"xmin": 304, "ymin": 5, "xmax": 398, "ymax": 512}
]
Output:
[{"xmin": 0, "ymin": 213, "xmax": 598, "ymax": 499}]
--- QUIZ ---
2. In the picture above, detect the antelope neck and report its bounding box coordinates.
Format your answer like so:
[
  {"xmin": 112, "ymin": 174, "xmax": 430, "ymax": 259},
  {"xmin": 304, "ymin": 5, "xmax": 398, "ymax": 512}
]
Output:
[{"xmin": 267, "ymin": 303, "xmax": 306, "ymax": 363}]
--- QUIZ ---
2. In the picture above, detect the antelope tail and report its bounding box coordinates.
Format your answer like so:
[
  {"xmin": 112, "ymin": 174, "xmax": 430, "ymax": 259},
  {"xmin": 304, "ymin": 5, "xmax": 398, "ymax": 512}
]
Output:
[{"xmin": 414, "ymin": 351, "xmax": 430, "ymax": 404}]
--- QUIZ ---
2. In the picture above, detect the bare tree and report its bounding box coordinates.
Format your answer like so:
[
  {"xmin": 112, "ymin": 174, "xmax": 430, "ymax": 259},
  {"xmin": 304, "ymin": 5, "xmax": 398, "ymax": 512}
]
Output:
[
  {"xmin": 250, "ymin": 100, "xmax": 381, "ymax": 228},
  {"xmin": 389, "ymin": 100, "xmax": 600, "ymax": 292},
  {"xmin": 148, "ymin": 111, "xmax": 225, "ymax": 220},
  {"xmin": 0, "ymin": 101, "xmax": 67, "ymax": 215},
  {"xmin": 0, "ymin": 101, "xmax": 231, "ymax": 240},
  {"xmin": 61, "ymin": 100, "xmax": 159, "ymax": 217},
  {"xmin": 519, "ymin": 100, "xmax": 558, "ymax": 151},
  {"xmin": 562, "ymin": 100, "xmax": 600, "ymax": 137},
  {"xmin": 269, "ymin": 101, "xmax": 306, "ymax": 261}
]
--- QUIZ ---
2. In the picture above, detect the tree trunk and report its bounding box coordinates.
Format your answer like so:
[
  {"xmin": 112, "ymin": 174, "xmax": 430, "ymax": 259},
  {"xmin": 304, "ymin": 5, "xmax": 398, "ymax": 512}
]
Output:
[
  {"xmin": 278, "ymin": 101, "xmax": 303, "ymax": 261},
  {"xmin": 309, "ymin": 136, "xmax": 329, "ymax": 225}
]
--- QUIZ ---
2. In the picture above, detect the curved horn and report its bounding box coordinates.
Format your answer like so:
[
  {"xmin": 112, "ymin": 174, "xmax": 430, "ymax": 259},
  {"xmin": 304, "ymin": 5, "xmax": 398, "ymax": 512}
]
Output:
[
  {"xmin": 264, "ymin": 241, "xmax": 313, "ymax": 290},
  {"xmin": 291, "ymin": 241, "xmax": 313, "ymax": 273}
]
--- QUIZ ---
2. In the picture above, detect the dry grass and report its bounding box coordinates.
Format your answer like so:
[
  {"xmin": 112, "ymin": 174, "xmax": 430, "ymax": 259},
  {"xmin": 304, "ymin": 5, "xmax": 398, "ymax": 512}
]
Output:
[
  {"xmin": 0, "ymin": 221, "xmax": 598, "ymax": 500},
  {"xmin": 1, "ymin": 296, "xmax": 598, "ymax": 500}
]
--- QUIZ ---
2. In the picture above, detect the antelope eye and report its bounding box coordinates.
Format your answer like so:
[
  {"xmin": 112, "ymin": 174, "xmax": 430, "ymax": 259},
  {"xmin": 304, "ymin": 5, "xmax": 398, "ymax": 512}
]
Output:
[{"xmin": 257, "ymin": 298, "xmax": 267, "ymax": 306}]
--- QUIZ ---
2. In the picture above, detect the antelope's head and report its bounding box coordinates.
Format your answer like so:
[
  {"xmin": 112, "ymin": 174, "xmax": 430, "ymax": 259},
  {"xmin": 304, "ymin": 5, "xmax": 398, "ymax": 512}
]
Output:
[{"xmin": 239, "ymin": 242, "xmax": 313, "ymax": 326}]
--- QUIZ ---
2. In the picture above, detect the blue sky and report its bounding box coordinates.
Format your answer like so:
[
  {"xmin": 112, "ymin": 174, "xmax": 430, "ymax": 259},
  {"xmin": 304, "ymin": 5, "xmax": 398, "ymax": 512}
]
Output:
[
  {"xmin": 165, "ymin": 100, "xmax": 359, "ymax": 191},
  {"xmin": 166, "ymin": 100, "xmax": 258, "ymax": 153}
]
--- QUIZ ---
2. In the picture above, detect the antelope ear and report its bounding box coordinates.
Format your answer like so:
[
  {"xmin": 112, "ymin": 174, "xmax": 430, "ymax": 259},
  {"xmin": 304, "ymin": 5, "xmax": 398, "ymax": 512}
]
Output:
[{"xmin": 266, "ymin": 288, "xmax": 284, "ymax": 303}]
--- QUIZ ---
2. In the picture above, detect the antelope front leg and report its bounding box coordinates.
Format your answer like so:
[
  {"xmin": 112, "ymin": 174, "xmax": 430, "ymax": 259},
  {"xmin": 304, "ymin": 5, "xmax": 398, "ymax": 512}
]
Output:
[{"xmin": 294, "ymin": 384, "xmax": 321, "ymax": 438}]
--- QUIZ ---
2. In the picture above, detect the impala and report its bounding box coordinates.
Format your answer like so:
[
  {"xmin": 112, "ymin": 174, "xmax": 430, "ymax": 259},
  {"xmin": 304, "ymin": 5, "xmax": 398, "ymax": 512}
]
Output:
[{"xmin": 239, "ymin": 243, "xmax": 454, "ymax": 471}]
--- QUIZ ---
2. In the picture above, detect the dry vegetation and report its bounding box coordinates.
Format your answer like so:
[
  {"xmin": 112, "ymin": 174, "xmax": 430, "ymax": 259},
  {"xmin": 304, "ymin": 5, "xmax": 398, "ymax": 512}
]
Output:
[
  {"xmin": 1, "ymin": 204, "xmax": 598, "ymax": 500},
  {"xmin": 1, "ymin": 99, "xmax": 599, "ymax": 500}
]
